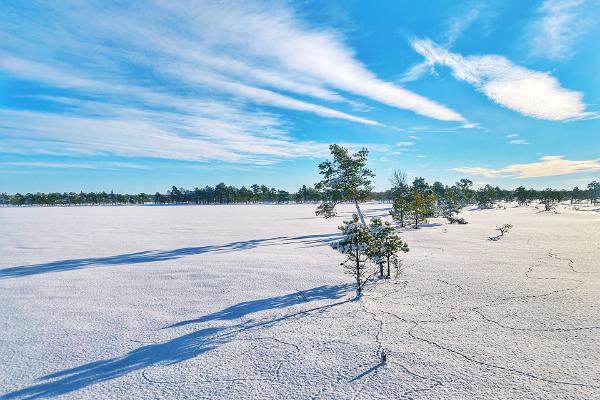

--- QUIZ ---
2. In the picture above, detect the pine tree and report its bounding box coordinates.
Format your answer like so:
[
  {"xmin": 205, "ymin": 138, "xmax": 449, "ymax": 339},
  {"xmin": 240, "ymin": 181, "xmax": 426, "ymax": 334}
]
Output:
[
  {"xmin": 406, "ymin": 178, "xmax": 435, "ymax": 229},
  {"xmin": 389, "ymin": 169, "xmax": 410, "ymax": 227},
  {"xmin": 476, "ymin": 185, "xmax": 495, "ymax": 209},
  {"xmin": 408, "ymin": 191, "xmax": 436, "ymax": 228},
  {"xmin": 539, "ymin": 188, "xmax": 557, "ymax": 211},
  {"xmin": 588, "ymin": 181, "xmax": 600, "ymax": 205},
  {"xmin": 456, "ymin": 178, "xmax": 474, "ymax": 206},
  {"xmin": 331, "ymin": 214, "xmax": 373, "ymax": 296},
  {"xmin": 441, "ymin": 187, "xmax": 461, "ymax": 223},
  {"xmin": 515, "ymin": 186, "xmax": 528, "ymax": 206},
  {"xmin": 315, "ymin": 144, "xmax": 374, "ymax": 224},
  {"xmin": 367, "ymin": 217, "xmax": 409, "ymax": 278},
  {"xmin": 390, "ymin": 194, "xmax": 410, "ymax": 227}
]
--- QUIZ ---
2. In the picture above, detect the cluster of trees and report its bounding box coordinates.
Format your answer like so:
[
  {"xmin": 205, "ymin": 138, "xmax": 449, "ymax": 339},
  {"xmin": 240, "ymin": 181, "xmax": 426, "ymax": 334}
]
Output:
[
  {"xmin": 514, "ymin": 182, "xmax": 600, "ymax": 208},
  {"xmin": 311, "ymin": 144, "xmax": 598, "ymax": 295},
  {"xmin": 156, "ymin": 184, "xmax": 292, "ymax": 204},
  {"xmin": 332, "ymin": 215, "xmax": 409, "ymax": 296},
  {"xmin": 1, "ymin": 182, "xmax": 391, "ymax": 206},
  {"xmin": 389, "ymin": 173, "xmax": 469, "ymax": 228},
  {"xmin": 0, "ymin": 191, "xmax": 151, "ymax": 206}
]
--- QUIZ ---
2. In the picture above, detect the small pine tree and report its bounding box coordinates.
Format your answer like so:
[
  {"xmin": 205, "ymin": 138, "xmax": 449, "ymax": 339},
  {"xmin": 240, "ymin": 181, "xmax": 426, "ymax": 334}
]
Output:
[
  {"xmin": 331, "ymin": 214, "xmax": 373, "ymax": 296},
  {"xmin": 539, "ymin": 188, "xmax": 557, "ymax": 211},
  {"xmin": 368, "ymin": 217, "xmax": 409, "ymax": 279},
  {"xmin": 408, "ymin": 191, "xmax": 436, "ymax": 229},
  {"xmin": 390, "ymin": 194, "xmax": 410, "ymax": 227},
  {"xmin": 315, "ymin": 144, "xmax": 374, "ymax": 224},
  {"xmin": 588, "ymin": 181, "xmax": 600, "ymax": 205},
  {"xmin": 441, "ymin": 188, "xmax": 461, "ymax": 224},
  {"xmin": 515, "ymin": 186, "xmax": 528, "ymax": 206}
]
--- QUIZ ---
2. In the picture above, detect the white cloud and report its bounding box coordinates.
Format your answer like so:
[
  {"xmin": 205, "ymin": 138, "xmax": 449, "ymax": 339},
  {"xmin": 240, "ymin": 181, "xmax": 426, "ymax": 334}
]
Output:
[
  {"xmin": 505, "ymin": 133, "xmax": 528, "ymax": 145},
  {"xmin": 0, "ymin": 106, "xmax": 331, "ymax": 164},
  {"xmin": 0, "ymin": 161, "xmax": 149, "ymax": 170},
  {"xmin": 396, "ymin": 142, "xmax": 415, "ymax": 147},
  {"xmin": 411, "ymin": 38, "xmax": 595, "ymax": 121},
  {"xmin": 445, "ymin": 6, "xmax": 482, "ymax": 46},
  {"xmin": 452, "ymin": 155, "xmax": 600, "ymax": 178},
  {"xmin": 0, "ymin": 1, "xmax": 465, "ymax": 127},
  {"xmin": 508, "ymin": 139, "xmax": 529, "ymax": 145},
  {"xmin": 400, "ymin": 5, "xmax": 481, "ymax": 83},
  {"xmin": 529, "ymin": 0, "xmax": 590, "ymax": 60},
  {"xmin": 0, "ymin": 1, "xmax": 473, "ymax": 168}
]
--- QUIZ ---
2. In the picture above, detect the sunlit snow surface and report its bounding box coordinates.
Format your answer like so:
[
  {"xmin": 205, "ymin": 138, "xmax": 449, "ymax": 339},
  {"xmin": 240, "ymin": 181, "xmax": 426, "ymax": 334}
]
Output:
[{"xmin": 1, "ymin": 203, "xmax": 599, "ymax": 399}]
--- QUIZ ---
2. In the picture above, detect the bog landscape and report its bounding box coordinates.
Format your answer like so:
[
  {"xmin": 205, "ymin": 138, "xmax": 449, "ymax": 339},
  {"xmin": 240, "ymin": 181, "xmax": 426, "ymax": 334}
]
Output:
[{"xmin": 1, "ymin": 1, "xmax": 599, "ymax": 399}]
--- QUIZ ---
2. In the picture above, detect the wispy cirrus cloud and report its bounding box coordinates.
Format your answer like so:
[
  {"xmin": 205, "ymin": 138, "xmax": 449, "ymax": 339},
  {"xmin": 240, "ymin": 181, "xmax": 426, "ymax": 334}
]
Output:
[
  {"xmin": 411, "ymin": 38, "xmax": 596, "ymax": 121},
  {"xmin": 506, "ymin": 134, "xmax": 528, "ymax": 145},
  {"xmin": 529, "ymin": 0, "xmax": 591, "ymax": 60},
  {"xmin": 0, "ymin": 161, "xmax": 149, "ymax": 170},
  {"xmin": 400, "ymin": 4, "xmax": 482, "ymax": 83},
  {"xmin": 0, "ymin": 1, "xmax": 467, "ymax": 166},
  {"xmin": 452, "ymin": 155, "xmax": 600, "ymax": 178}
]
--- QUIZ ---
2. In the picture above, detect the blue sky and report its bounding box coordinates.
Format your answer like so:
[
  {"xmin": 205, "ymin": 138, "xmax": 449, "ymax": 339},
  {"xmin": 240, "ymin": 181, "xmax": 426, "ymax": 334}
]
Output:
[{"xmin": 1, "ymin": 0, "xmax": 599, "ymax": 193}]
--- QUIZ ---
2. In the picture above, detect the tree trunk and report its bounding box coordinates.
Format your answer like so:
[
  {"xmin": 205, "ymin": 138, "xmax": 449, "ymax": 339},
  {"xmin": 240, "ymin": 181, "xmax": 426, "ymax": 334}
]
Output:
[
  {"xmin": 414, "ymin": 213, "xmax": 418, "ymax": 229},
  {"xmin": 354, "ymin": 199, "xmax": 366, "ymax": 225},
  {"xmin": 400, "ymin": 209, "xmax": 404, "ymax": 227},
  {"xmin": 386, "ymin": 257, "xmax": 391, "ymax": 278},
  {"xmin": 355, "ymin": 250, "xmax": 362, "ymax": 296},
  {"xmin": 379, "ymin": 263, "xmax": 384, "ymax": 279}
]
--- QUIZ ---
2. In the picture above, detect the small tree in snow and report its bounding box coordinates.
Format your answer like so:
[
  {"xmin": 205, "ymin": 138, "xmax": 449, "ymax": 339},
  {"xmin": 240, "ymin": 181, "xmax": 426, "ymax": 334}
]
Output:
[
  {"xmin": 331, "ymin": 214, "xmax": 373, "ymax": 296},
  {"xmin": 315, "ymin": 144, "xmax": 374, "ymax": 224},
  {"xmin": 390, "ymin": 193, "xmax": 410, "ymax": 227},
  {"xmin": 368, "ymin": 217, "xmax": 409, "ymax": 279},
  {"xmin": 489, "ymin": 224, "xmax": 512, "ymax": 241},
  {"xmin": 588, "ymin": 181, "xmax": 600, "ymax": 205},
  {"xmin": 408, "ymin": 191, "xmax": 436, "ymax": 229},
  {"xmin": 441, "ymin": 187, "xmax": 462, "ymax": 224},
  {"xmin": 515, "ymin": 186, "xmax": 529, "ymax": 206},
  {"xmin": 539, "ymin": 188, "xmax": 557, "ymax": 211},
  {"xmin": 476, "ymin": 185, "xmax": 495, "ymax": 209},
  {"xmin": 390, "ymin": 170, "xmax": 410, "ymax": 227}
]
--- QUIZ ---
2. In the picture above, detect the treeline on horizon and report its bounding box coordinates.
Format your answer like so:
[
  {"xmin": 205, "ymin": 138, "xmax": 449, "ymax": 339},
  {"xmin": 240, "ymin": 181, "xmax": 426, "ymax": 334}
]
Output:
[{"xmin": 2, "ymin": 179, "xmax": 599, "ymax": 207}]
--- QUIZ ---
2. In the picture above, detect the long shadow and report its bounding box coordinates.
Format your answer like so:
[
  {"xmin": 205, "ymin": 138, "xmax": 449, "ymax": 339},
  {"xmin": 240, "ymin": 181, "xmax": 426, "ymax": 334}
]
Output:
[
  {"xmin": 2, "ymin": 284, "xmax": 352, "ymax": 399},
  {"xmin": 350, "ymin": 362, "xmax": 384, "ymax": 382},
  {"xmin": 0, "ymin": 234, "xmax": 340, "ymax": 279},
  {"xmin": 166, "ymin": 283, "xmax": 349, "ymax": 328}
]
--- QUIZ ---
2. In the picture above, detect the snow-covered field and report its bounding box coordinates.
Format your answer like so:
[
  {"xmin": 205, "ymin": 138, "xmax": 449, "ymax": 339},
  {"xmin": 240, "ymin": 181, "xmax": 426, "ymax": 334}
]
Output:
[{"xmin": 1, "ymin": 203, "xmax": 599, "ymax": 399}]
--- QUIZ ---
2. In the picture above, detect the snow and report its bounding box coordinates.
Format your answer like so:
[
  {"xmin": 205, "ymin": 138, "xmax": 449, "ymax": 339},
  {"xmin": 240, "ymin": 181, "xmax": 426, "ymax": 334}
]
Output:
[{"xmin": 0, "ymin": 203, "xmax": 599, "ymax": 399}]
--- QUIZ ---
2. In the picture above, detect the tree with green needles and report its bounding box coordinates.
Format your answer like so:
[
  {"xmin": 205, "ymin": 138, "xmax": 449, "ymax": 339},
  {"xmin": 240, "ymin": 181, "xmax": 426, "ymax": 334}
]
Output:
[
  {"xmin": 441, "ymin": 187, "xmax": 461, "ymax": 224},
  {"xmin": 315, "ymin": 144, "xmax": 374, "ymax": 225},
  {"xmin": 331, "ymin": 214, "xmax": 373, "ymax": 296},
  {"xmin": 389, "ymin": 170, "xmax": 410, "ymax": 227},
  {"xmin": 367, "ymin": 217, "xmax": 409, "ymax": 279}
]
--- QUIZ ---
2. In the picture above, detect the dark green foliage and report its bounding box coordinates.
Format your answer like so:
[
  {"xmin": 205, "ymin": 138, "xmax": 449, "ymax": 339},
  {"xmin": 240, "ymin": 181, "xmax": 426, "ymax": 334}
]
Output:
[
  {"xmin": 315, "ymin": 144, "xmax": 374, "ymax": 224},
  {"xmin": 588, "ymin": 181, "xmax": 600, "ymax": 205},
  {"xmin": 515, "ymin": 186, "xmax": 529, "ymax": 206},
  {"xmin": 441, "ymin": 187, "xmax": 462, "ymax": 224},
  {"xmin": 539, "ymin": 188, "xmax": 558, "ymax": 211},
  {"xmin": 331, "ymin": 214, "xmax": 373, "ymax": 296},
  {"xmin": 489, "ymin": 224, "xmax": 512, "ymax": 241},
  {"xmin": 367, "ymin": 217, "xmax": 409, "ymax": 278},
  {"xmin": 476, "ymin": 185, "xmax": 496, "ymax": 209}
]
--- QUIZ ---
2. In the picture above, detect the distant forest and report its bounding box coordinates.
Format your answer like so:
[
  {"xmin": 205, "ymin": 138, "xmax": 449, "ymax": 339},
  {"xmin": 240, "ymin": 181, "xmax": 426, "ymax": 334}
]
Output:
[{"xmin": 2, "ymin": 180, "xmax": 599, "ymax": 207}]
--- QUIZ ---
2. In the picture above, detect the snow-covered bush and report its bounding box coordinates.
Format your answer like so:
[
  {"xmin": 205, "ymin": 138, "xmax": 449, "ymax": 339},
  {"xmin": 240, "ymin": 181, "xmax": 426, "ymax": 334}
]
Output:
[{"xmin": 331, "ymin": 214, "xmax": 373, "ymax": 295}]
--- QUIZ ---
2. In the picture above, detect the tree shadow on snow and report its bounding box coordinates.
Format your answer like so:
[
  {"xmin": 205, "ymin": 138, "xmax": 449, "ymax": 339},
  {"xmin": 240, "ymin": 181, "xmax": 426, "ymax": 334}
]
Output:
[
  {"xmin": 0, "ymin": 234, "xmax": 340, "ymax": 279},
  {"xmin": 165, "ymin": 283, "xmax": 349, "ymax": 328},
  {"xmin": 1, "ymin": 284, "xmax": 351, "ymax": 399}
]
